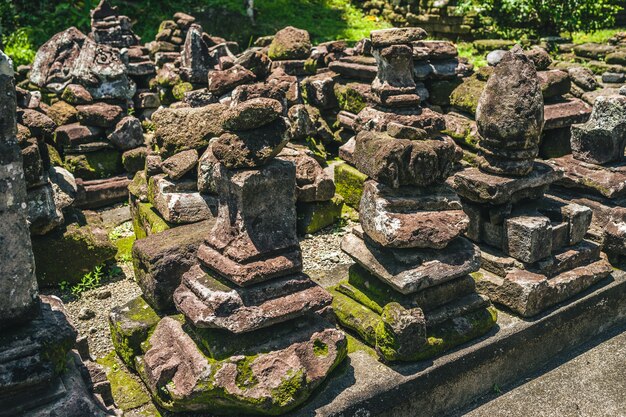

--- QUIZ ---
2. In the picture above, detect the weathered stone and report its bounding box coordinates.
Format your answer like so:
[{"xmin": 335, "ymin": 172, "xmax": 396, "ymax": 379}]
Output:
[
  {"xmin": 371, "ymin": 43, "xmax": 419, "ymax": 107},
  {"xmin": 296, "ymin": 195, "xmax": 344, "ymax": 234},
  {"xmin": 525, "ymin": 47, "xmax": 552, "ymax": 70},
  {"xmin": 32, "ymin": 210, "xmax": 116, "ymax": 286},
  {"xmin": 47, "ymin": 101, "xmax": 77, "ymax": 126},
  {"xmin": 475, "ymin": 258, "xmax": 612, "ymax": 317},
  {"xmin": 149, "ymin": 175, "xmax": 217, "ymax": 224},
  {"xmin": 76, "ymin": 102, "xmax": 124, "ymax": 128},
  {"xmin": 547, "ymin": 155, "xmax": 626, "ymax": 199},
  {"xmin": 449, "ymin": 74, "xmax": 487, "ymax": 115},
  {"xmin": 334, "ymin": 162, "xmax": 367, "ymax": 209},
  {"xmin": 476, "ymin": 45, "xmax": 544, "ymax": 176},
  {"xmin": 109, "ymin": 296, "xmax": 160, "ymax": 368},
  {"xmin": 413, "ymin": 40, "xmax": 458, "ymax": 61},
  {"xmin": 54, "ymin": 123, "xmax": 103, "ymax": 149},
  {"xmin": 27, "ymin": 184, "xmax": 64, "ymax": 235},
  {"xmin": 49, "ymin": 166, "xmax": 77, "ymax": 210},
  {"xmin": 268, "ymin": 26, "xmax": 312, "ymax": 60},
  {"xmin": 161, "ymin": 149, "xmax": 198, "ymax": 180},
  {"xmin": 71, "ymin": 38, "xmax": 136, "ymax": 100},
  {"xmin": 63, "ymin": 149, "xmax": 123, "ymax": 180},
  {"xmin": 573, "ymin": 43, "xmax": 615, "ymax": 59},
  {"xmin": 180, "ymin": 24, "xmax": 212, "ymax": 84},
  {"xmin": 360, "ymin": 180, "xmax": 468, "ymax": 249},
  {"xmin": 17, "ymin": 109, "xmax": 56, "ymax": 139},
  {"xmin": 21, "ymin": 140, "xmax": 45, "ymax": 189},
  {"xmin": 0, "ymin": 53, "xmax": 39, "ymax": 326},
  {"xmin": 538, "ymin": 70, "xmax": 571, "ymax": 99},
  {"xmin": 451, "ymin": 162, "xmax": 562, "ymax": 205},
  {"xmin": 370, "ymin": 27, "xmax": 427, "ymax": 47},
  {"xmin": 356, "ymin": 106, "xmax": 445, "ymax": 134},
  {"xmin": 133, "ymin": 221, "xmax": 211, "ymax": 312},
  {"xmin": 207, "ymin": 64, "xmax": 255, "ymax": 96},
  {"xmin": 353, "ymin": 130, "xmax": 462, "ymax": 188},
  {"xmin": 221, "ymin": 98, "xmax": 282, "ymax": 131},
  {"xmin": 74, "ymin": 175, "xmax": 131, "ymax": 209},
  {"xmin": 107, "ymin": 116, "xmax": 144, "ymax": 150},
  {"xmin": 62, "ymin": 83, "xmax": 93, "ymax": 104},
  {"xmin": 543, "ymin": 98, "xmax": 592, "ymax": 130},
  {"xmin": 567, "ymin": 66, "xmax": 599, "ymax": 92},
  {"xmin": 234, "ymin": 49, "xmax": 271, "ymax": 79},
  {"xmin": 278, "ymin": 147, "xmax": 335, "ymax": 202},
  {"xmin": 570, "ymin": 94, "xmax": 626, "ymax": 164},
  {"xmin": 152, "ymin": 103, "xmax": 227, "ymax": 156},
  {"xmin": 212, "ymin": 117, "xmax": 290, "ymax": 169},
  {"xmin": 30, "ymin": 27, "xmax": 87, "ymax": 92},
  {"xmin": 342, "ymin": 229, "xmax": 480, "ymax": 294},
  {"xmin": 504, "ymin": 212, "xmax": 553, "ymax": 263},
  {"xmin": 138, "ymin": 317, "xmax": 346, "ymax": 415},
  {"xmin": 175, "ymin": 265, "xmax": 331, "ymax": 332},
  {"xmin": 199, "ymin": 159, "xmax": 302, "ymax": 285}
]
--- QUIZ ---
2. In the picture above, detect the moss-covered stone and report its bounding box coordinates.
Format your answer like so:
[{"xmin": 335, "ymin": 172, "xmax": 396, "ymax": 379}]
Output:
[
  {"xmin": 472, "ymin": 39, "xmax": 516, "ymax": 52},
  {"xmin": 334, "ymin": 162, "xmax": 367, "ymax": 209},
  {"xmin": 131, "ymin": 200, "xmax": 171, "ymax": 240},
  {"xmin": 296, "ymin": 195, "xmax": 344, "ymax": 235},
  {"xmin": 109, "ymin": 297, "xmax": 161, "ymax": 369},
  {"xmin": 97, "ymin": 351, "xmax": 154, "ymax": 412},
  {"xmin": 172, "ymin": 82, "xmax": 193, "ymax": 101},
  {"xmin": 114, "ymin": 235, "xmax": 135, "ymax": 262},
  {"xmin": 334, "ymin": 83, "xmax": 368, "ymax": 114},
  {"xmin": 47, "ymin": 143, "xmax": 63, "ymax": 166},
  {"xmin": 428, "ymin": 79, "xmax": 463, "ymax": 107},
  {"xmin": 63, "ymin": 149, "xmax": 124, "ymax": 180},
  {"xmin": 123, "ymin": 147, "xmax": 148, "ymax": 174},
  {"xmin": 32, "ymin": 210, "xmax": 117, "ymax": 287},
  {"xmin": 449, "ymin": 76, "xmax": 487, "ymax": 116},
  {"xmin": 331, "ymin": 290, "xmax": 380, "ymax": 346}
]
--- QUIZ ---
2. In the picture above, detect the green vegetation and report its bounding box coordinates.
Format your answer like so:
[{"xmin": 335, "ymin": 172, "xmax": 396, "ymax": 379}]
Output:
[
  {"xmin": 571, "ymin": 27, "xmax": 626, "ymax": 44},
  {"xmin": 61, "ymin": 264, "xmax": 104, "ymax": 295},
  {"xmin": 456, "ymin": 0, "xmax": 622, "ymax": 38},
  {"xmin": 3, "ymin": 0, "xmax": 389, "ymax": 67}
]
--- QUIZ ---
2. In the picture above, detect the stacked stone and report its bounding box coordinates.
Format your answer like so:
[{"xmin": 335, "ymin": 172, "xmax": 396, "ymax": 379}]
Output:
[
  {"xmin": 548, "ymin": 94, "xmax": 626, "ymax": 264},
  {"xmin": 0, "ymin": 50, "xmax": 108, "ymax": 417},
  {"xmin": 569, "ymin": 36, "xmax": 626, "ymax": 93},
  {"xmin": 331, "ymin": 28, "xmax": 496, "ymax": 362},
  {"xmin": 111, "ymin": 97, "xmax": 347, "ymax": 415},
  {"xmin": 451, "ymin": 46, "xmax": 612, "ymax": 317}
]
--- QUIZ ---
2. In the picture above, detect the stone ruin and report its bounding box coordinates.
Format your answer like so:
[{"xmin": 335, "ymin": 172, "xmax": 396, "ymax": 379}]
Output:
[
  {"xmin": 0, "ymin": 51, "xmax": 110, "ymax": 417},
  {"xmin": 451, "ymin": 46, "xmax": 612, "ymax": 317},
  {"xmin": 109, "ymin": 98, "xmax": 347, "ymax": 414},
  {"xmin": 329, "ymin": 28, "xmax": 497, "ymax": 362},
  {"xmin": 548, "ymin": 93, "xmax": 626, "ymax": 264}
]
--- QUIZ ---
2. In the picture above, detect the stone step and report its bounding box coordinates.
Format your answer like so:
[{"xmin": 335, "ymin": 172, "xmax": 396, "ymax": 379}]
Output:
[
  {"xmin": 342, "ymin": 229, "xmax": 480, "ymax": 295},
  {"xmin": 174, "ymin": 264, "xmax": 331, "ymax": 333},
  {"xmin": 474, "ymin": 257, "xmax": 613, "ymax": 317}
]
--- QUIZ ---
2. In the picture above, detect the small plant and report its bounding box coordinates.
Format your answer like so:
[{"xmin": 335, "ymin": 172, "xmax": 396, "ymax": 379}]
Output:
[
  {"xmin": 71, "ymin": 265, "xmax": 104, "ymax": 296},
  {"xmin": 3, "ymin": 28, "xmax": 36, "ymax": 67},
  {"xmin": 59, "ymin": 280, "xmax": 71, "ymax": 292}
]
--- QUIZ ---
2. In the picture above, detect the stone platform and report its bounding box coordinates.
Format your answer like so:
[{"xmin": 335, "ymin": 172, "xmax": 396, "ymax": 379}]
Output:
[{"xmin": 275, "ymin": 269, "xmax": 626, "ymax": 417}]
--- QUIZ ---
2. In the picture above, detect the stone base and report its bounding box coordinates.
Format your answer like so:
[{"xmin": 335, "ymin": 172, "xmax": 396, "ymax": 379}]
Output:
[
  {"xmin": 329, "ymin": 263, "xmax": 496, "ymax": 362},
  {"xmin": 135, "ymin": 316, "xmax": 347, "ymax": 415},
  {"xmin": 341, "ymin": 228, "xmax": 480, "ymax": 294},
  {"xmin": 450, "ymin": 162, "xmax": 562, "ymax": 205},
  {"xmin": 474, "ymin": 255, "xmax": 612, "ymax": 317},
  {"xmin": 197, "ymin": 243, "xmax": 303, "ymax": 286},
  {"xmin": 174, "ymin": 264, "xmax": 332, "ymax": 333},
  {"xmin": 283, "ymin": 269, "xmax": 626, "ymax": 417}
]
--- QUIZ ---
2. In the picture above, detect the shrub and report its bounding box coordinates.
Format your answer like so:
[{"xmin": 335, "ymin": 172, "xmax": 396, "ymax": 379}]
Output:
[
  {"xmin": 3, "ymin": 27, "xmax": 36, "ymax": 67},
  {"xmin": 456, "ymin": 0, "xmax": 622, "ymax": 38}
]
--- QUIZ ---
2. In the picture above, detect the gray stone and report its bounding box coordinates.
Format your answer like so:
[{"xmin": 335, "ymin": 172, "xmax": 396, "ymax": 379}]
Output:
[
  {"xmin": 27, "ymin": 184, "xmax": 64, "ymax": 235},
  {"xmin": 180, "ymin": 24, "xmax": 213, "ymax": 84},
  {"xmin": 371, "ymin": 43, "xmax": 420, "ymax": 107},
  {"xmin": 568, "ymin": 66, "xmax": 599, "ymax": 92},
  {"xmin": 107, "ymin": 116, "xmax": 144, "ymax": 150},
  {"xmin": 504, "ymin": 212, "xmax": 553, "ymax": 263},
  {"xmin": 570, "ymin": 94, "xmax": 626, "ymax": 164},
  {"xmin": 487, "ymin": 50, "xmax": 507, "ymax": 66},
  {"xmin": 149, "ymin": 175, "xmax": 217, "ymax": 224},
  {"xmin": 370, "ymin": 27, "xmax": 427, "ymax": 47},
  {"xmin": 222, "ymin": 98, "xmax": 283, "ymax": 131},
  {"xmin": 268, "ymin": 26, "xmax": 312, "ymax": 60},
  {"xmin": 278, "ymin": 147, "xmax": 335, "ymax": 202},
  {"xmin": 161, "ymin": 149, "xmax": 198, "ymax": 180}
]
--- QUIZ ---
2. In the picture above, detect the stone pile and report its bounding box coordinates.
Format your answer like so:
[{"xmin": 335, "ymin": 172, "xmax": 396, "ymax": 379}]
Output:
[
  {"xmin": 451, "ymin": 46, "xmax": 612, "ymax": 317},
  {"xmin": 547, "ymin": 94, "xmax": 626, "ymax": 264},
  {"xmin": 0, "ymin": 49, "xmax": 111, "ymax": 417},
  {"xmin": 330, "ymin": 28, "xmax": 496, "ymax": 362},
  {"xmin": 110, "ymin": 98, "xmax": 347, "ymax": 415}
]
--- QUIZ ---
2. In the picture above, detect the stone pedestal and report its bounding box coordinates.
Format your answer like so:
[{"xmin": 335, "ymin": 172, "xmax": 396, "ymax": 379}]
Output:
[
  {"xmin": 0, "ymin": 51, "xmax": 107, "ymax": 416},
  {"xmin": 451, "ymin": 48, "xmax": 612, "ymax": 317},
  {"xmin": 112, "ymin": 98, "xmax": 346, "ymax": 415},
  {"xmin": 331, "ymin": 28, "xmax": 496, "ymax": 362}
]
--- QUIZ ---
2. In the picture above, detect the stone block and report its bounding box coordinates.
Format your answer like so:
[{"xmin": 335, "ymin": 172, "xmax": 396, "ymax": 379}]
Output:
[
  {"xmin": 296, "ymin": 195, "xmax": 344, "ymax": 235},
  {"xmin": 504, "ymin": 213, "xmax": 553, "ymax": 263},
  {"xmin": 334, "ymin": 162, "xmax": 367, "ymax": 209}
]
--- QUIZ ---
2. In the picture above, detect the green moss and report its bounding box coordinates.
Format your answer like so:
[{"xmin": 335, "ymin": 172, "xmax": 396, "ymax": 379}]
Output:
[
  {"xmin": 304, "ymin": 58, "xmax": 317, "ymax": 74},
  {"xmin": 172, "ymin": 82, "xmax": 193, "ymax": 101},
  {"xmin": 330, "ymin": 289, "xmax": 380, "ymax": 346},
  {"xmin": 472, "ymin": 39, "xmax": 516, "ymax": 52},
  {"xmin": 334, "ymin": 162, "xmax": 367, "ymax": 209},
  {"xmin": 334, "ymin": 83, "xmax": 368, "ymax": 114},
  {"xmin": 110, "ymin": 297, "xmax": 161, "ymax": 369},
  {"xmin": 235, "ymin": 356, "xmax": 260, "ymax": 389},
  {"xmin": 313, "ymin": 339, "xmax": 329, "ymax": 357},
  {"xmin": 449, "ymin": 76, "xmax": 487, "ymax": 116},
  {"xmin": 132, "ymin": 201, "xmax": 171, "ymax": 240},
  {"xmin": 305, "ymin": 135, "xmax": 327, "ymax": 161},
  {"xmin": 345, "ymin": 333, "xmax": 378, "ymax": 357},
  {"xmin": 114, "ymin": 235, "xmax": 136, "ymax": 262},
  {"xmin": 296, "ymin": 195, "xmax": 344, "ymax": 235},
  {"xmin": 271, "ymin": 369, "xmax": 305, "ymax": 408},
  {"xmin": 98, "ymin": 351, "xmax": 152, "ymax": 411},
  {"xmin": 63, "ymin": 149, "xmax": 124, "ymax": 180},
  {"xmin": 47, "ymin": 144, "xmax": 63, "ymax": 166}
]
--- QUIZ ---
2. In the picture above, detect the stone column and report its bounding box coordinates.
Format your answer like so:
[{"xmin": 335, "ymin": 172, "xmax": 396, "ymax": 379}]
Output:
[{"xmin": 0, "ymin": 50, "xmax": 39, "ymax": 327}]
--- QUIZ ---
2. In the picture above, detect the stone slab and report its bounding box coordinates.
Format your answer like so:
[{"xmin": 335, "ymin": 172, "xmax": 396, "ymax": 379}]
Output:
[
  {"xmin": 543, "ymin": 98, "xmax": 591, "ymax": 130},
  {"xmin": 450, "ymin": 162, "xmax": 563, "ymax": 205},
  {"xmin": 547, "ymin": 155, "xmax": 626, "ymax": 199}
]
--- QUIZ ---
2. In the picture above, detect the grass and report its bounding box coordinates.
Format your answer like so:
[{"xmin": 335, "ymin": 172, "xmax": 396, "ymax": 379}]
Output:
[
  {"xmin": 570, "ymin": 27, "xmax": 626, "ymax": 44},
  {"xmin": 457, "ymin": 42, "xmax": 488, "ymax": 68}
]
